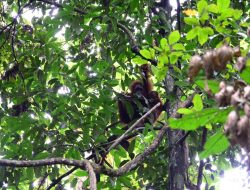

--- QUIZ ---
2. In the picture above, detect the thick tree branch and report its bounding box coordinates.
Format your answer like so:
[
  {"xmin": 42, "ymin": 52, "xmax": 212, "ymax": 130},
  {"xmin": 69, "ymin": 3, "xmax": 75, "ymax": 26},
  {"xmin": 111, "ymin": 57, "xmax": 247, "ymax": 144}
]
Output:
[
  {"xmin": 0, "ymin": 157, "xmax": 92, "ymax": 167},
  {"xmin": 84, "ymin": 161, "xmax": 97, "ymax": 190},
  {"xmin": 86, "ymin": 130, "xmax": 144, "ymax": 161},
  {"xmin": 0, "ymin": 158, "xmax": 97, "ymax": 190},
  {"xmin": 88, "ymin": 103, "xmax": 164, "ymax": 161},
  {"xmin": 102, "ymin": 123, "xmax": 169, "ymax": 176},
  {"xmin": 0, "ymin": 95, "xmax": 193, "ymax": 189},
  {"xmin": 101, "ymin": 96, "xmax": 194, "ymax": 176}
]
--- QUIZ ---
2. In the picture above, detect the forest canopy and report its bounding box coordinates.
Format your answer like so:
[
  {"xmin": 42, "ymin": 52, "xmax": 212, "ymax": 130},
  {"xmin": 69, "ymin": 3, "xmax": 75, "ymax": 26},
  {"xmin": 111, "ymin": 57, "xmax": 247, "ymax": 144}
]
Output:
[{"xmin": 0, "ymin": 0, "xmax": 250, "ymax": 189}]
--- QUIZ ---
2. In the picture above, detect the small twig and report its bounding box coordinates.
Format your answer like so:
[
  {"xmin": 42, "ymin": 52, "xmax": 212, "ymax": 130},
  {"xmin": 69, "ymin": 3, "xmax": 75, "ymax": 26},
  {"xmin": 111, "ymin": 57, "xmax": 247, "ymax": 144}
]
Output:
[
  {"xmin": 202, "ymin": 173, "xmax": 209, "ymax": 190},
  {"xmin": 116, "ymin": 23, "xmax": 157, "ymax": 65},
  {"xmin": 104, "ymin": 121, "xmax": 120, "ymax": 131},
  {"xmin": 197, "ymin": 128, "xmax": 207, "ymax": 189},
  {"xmin": 38, "ymin": 172, "xmax": 49, "ymax": 190},
  {"xmin": 10, "ymin": 23, "xmax": 18, "ymax": 63},
  {"xmin": 86, "ymin": 131, "xmax": 141, "ymax": 161},
  {"xmin": 0, "ymin": 30, "xmax": 11, "ymax": 49},
  {"xmin": 10, "ymin": 23, "xmax": 26, "ymax": 85},
  {"xmin": 47, "ymin": 167, "xmax": 78, "ymax": 190},
  {"xmin": 0, "ymin": 21, "xmax": 15, "ymax": 35},
  {"xmin": 36, "ymin": 0, "xmax": 86, "ymax": 15},
  {"xmin": 34, "ymin": 0, "xmax": 157, "ymax": 65},
  {"xmin": 0, "ymin": 0, "xmax": 31, "ymax": 86},
  {"xmin": 107, "ymin": 102, "xmax": 161, "ymax": 152},
  {"xmin": 116, "ymin": 22, "xmax": 138, "ymax": 50}
]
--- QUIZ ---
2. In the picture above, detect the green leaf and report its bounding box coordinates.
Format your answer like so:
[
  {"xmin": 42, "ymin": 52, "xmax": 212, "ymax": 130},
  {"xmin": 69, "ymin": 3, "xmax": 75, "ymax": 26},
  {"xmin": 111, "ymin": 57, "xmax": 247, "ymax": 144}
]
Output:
[
  {"xmin": 149, "ymin": 48, "xmax": 155, "ymax": 58},
  {"xmin": 130, "ymin": 0, "xmax": 139, "ymax": 11},
  {"xmin": 217, "ymin": 0, "xmax": 230, "ymax": 12},
  {"xmin": 112, "ymin": 150, "xmax": 121, "ymax": 167},
  {"xmin": 132, "ymin": 57, "xmax": 148, "ymax": 65},
  {"xmin": 197, "ymin": 0, "xmax": 208, "ymax": 15},
  {"xmin": 116, "ymin": 147, "xmax": 128, "ymax": 158},
  {"xmin": 160, "ymin": 38, "xmax": 168, "ymax": 49},
  {"xmin": 169, "ymin": 53, "xmax": 178, "ymax": 64},
  {"xmin": 140, "ymin": 49, "xmax": 152, "ymax": 59},
  {"xmin": 168, "ymin": 31, "xmax": 180, "ymax": 45},
  {"xmin": 207, "ymin": 4, "xmax": 218, "ymax": 13},
  {"xmin": 118, "ymin": 176, "xmax": 133, "ymax": 188},
  {"xmin": 169, "ymin": 108, "xmax": 231, "ymax": 130},
  {"xmin": 186, "ymin": 27, "xmax": 199, "ymax": 40},
  {"xmin": 240, "ymin": 65, "xmax": 250, "ymax": 84},
  {"xmin": 152, "ymin": 65, "xmax": 168, "ymax": 81},
  {"xmin": 2, "ymin": 115, "xmax": 32, "ymax": 132},
  {"xmin": 205, "ymin": 123, "xmax": 212, "ymax": 130},
  {"xmin": 177, "ymin": 108, "xmax": 193, "ymax": 115},
  {"xmin": 74, "ymin": 170, "xmax": 88, "ymax": 177},
  {"xmin": 233, "ymin": 9, "xmax": 243, "ymax": 20},
  {"xmin": 158, "ymin": 54, "xmax": 169, "ymax": 67},
  {"xmin": 200, "ymin": 131, "xmax": 229, "ymax": 159},
  {"xmin": 25, "ymin": 168, "xmax": 34, "ymax": 181},
  {"xmin": 203, "ymin": 27, "xmax": 214, "ymax": 35},
  {"xmin": 93, "ymin": 60, "xmax": 109, "ymax": 72},
  {"xmin": 198, "ymin": 28, "xmax": 208, "ymax": 45},
  {"xmin": 192, "ymin": 94, "xmax": 203, "ymax": 111},
  {"xmin": 172, "ymin": 43, "xmax": 185, "ymax": 51},
  {"xmin": 196, "ymin": 80, "xmax": 220, "ymax": 93},
  {"xmin": 154, "ymin": 46, "xmax": 163, "ymax": 52},
  {"xmin": 34, "ymin": 152, "xmax": 49, "ymax": 160},
  {"xmin": 65, "ymin": 147, "xmax": 81, "ymax": 159},
  {"xmin": 220, "ymin": 8, "xmax": 235, "ymax": 18},
  {"xmin": 184, "ymin": 17, "xmax": 200, "ymax": 26}
]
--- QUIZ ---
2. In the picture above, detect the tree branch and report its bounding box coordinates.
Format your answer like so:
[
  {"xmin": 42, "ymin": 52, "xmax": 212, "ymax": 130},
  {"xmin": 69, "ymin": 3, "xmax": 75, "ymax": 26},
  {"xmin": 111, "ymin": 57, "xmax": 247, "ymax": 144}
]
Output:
[
  {"xmin": 47, "ymin": 167, "xmax": 78, "ymax": 190},
  {"xmin": 101, "ymin": 96, "xmax": 194, "ymax": 176},
  {"xmin": 84, "ymin": 161, "xmax": 97, "ymax": 190},
  {"xmin": 0, "ymin": 95, "xmax": 193, "ymax": 188},
  {"xmin": 116, "ymin": 22, "xmax": 138, "ymax": 50},
  {"xmin": 36, "ymin": 0, "xmax": 86, "ymax": 15},
  {"xmin": 107, "ymin": 102, "xmax": 162, "ymax": 152},
  {"xmin": 0, "ymin": 0, "xmax": 32, "ymax": 43},
  {"xmin": 102, "ymin": 123, "xmax": 169, "ymax": 176},
  {"xmin": 116, "ymin": 22, "xmax": 157, "ymax": 65},
  {"xmin": 176, "ymin": 0, "xmax": 181, "ymax": 31},
  {"xmin": 197, "ymin": 128, "xmax": 207, "ymax": 189},
  {"xmin": 0, "ymin": 158, "xmax": 97, "ymax": 190},
  {"xmin": 34, "ymin": 0, "xmax": 157, "ymax": 65}
]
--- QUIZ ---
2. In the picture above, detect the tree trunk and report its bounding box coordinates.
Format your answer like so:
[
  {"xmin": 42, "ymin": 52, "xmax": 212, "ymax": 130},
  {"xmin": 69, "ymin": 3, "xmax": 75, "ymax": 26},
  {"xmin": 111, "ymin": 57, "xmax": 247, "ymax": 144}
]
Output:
[{"xmin": 157, "ymin": 1, "xmax": 189, "ymax": 189}]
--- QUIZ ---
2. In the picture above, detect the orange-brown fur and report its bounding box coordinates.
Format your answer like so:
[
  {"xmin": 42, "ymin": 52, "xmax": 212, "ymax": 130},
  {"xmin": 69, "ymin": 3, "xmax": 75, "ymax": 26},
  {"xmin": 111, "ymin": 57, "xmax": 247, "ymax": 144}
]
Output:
[{"xmin": 118, "ymin": 64, "xmax": 162, "ymax": 125}]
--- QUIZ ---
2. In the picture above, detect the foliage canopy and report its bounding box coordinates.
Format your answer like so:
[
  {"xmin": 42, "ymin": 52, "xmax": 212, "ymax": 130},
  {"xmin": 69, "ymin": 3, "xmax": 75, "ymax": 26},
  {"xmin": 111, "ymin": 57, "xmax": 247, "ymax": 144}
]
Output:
[{"xmin": 0, "ymin": 0, "xmax": 249, "ymax": 189}]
